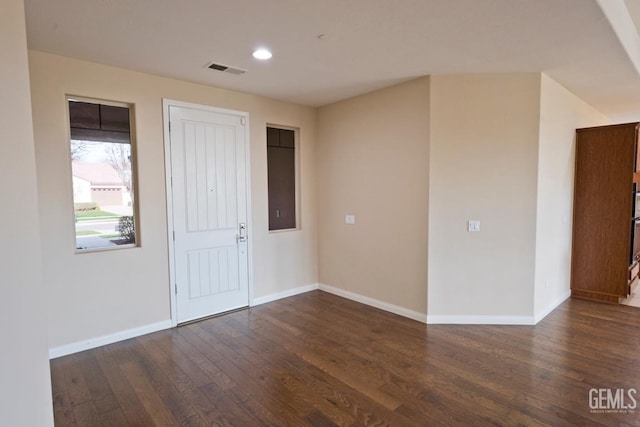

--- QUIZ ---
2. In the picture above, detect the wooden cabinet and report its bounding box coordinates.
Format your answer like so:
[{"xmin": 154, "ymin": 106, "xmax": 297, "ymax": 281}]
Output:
[
  {"xmin": 636, "ymin": 127, "xmax": 640, "ymax": 173},
  {"xmin": 571, "ymin": 122, "xmax": 640, "ymax": 303}
]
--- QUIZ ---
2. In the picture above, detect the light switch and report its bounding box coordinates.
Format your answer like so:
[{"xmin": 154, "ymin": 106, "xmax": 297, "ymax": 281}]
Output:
[
  {"xmin": 345, "ymin": 214, "xmax": 356, "ymax": 225},
  {"xmin": 468, "ymin": 220, "xmax": 480, "ymax": 232}
]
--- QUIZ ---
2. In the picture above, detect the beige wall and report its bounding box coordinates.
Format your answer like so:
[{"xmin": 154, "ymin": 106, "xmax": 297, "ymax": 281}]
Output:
[
  {"xmin": 317, "ymin": 77, "xmax": 430, "ymax": 314},
  {"xmin": 428, "ymin": 74, "xmax": 542, "ymax": 319},
  {"xmin": 26, "ymin": 47, "xmax": 614, "ymax": 357},
  {"xmin": 0, "ymin": 2, "xmax": 53, "ymax": 425},
  {"xmin": 29, "ymin": 51, "xmax": 318, "ymax": 349},
  {"xmin": 534, "ymin": 74, "xmax": 609, "ymax": 318}
]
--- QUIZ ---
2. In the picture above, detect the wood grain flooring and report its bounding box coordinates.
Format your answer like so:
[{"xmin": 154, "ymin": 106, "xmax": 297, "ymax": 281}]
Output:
[{"xmin": 50, "ymin": 291, "xmax": 640, "ymax": 426}]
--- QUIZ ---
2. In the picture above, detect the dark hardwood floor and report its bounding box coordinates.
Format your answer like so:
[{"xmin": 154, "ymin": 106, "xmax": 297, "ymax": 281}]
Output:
[{"xmin": 50, "ymin": 291, "xmax": 640, "ymax": 426}]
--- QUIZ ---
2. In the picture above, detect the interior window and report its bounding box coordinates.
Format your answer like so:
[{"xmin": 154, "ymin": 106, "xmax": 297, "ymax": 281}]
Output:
[{"xmin": 267, "ymin": 126, "xmax": 297, "ymax": 231}]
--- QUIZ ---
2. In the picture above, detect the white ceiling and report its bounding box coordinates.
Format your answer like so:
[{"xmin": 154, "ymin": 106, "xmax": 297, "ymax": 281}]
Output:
[{"xmin": 24, "ymin": 0, "xmax": 640, "ymax": 120}]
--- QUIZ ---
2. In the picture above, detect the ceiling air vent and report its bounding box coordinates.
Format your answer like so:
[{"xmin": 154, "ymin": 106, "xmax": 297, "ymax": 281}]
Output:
[{"xmin": 207, "ymin": 62, "xmax": 247, "ymax": 75}]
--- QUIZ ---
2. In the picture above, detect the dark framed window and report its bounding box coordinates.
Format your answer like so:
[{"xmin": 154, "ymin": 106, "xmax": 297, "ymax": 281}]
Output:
[{"xmin": 267, "ymin": 126, "xmax": 297, "ymax": 231}]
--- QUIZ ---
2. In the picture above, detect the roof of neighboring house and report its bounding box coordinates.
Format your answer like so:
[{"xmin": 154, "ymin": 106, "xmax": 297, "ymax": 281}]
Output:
[{"xmin": 72, "ymin": 162, "xmax": 124, "ymax": 186}]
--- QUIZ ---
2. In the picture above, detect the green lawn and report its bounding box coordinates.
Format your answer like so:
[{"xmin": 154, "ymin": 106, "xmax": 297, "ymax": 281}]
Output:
[
  {"xmin": 75, "ymin": 230, "xmax": 100, "ymax": 236},
  {"xmin": 99, "ymin": 233, "xmax": 122, "ymax": 239},
  {"xmin": 75, "ymin": 210, "xmax": 119, "ymax": 221}
]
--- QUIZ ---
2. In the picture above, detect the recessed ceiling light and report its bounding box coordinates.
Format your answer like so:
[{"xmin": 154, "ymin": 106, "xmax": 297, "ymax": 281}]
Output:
[{"xmin": 252, "ymin": 48, "xmax": 272, "ymax": 60}]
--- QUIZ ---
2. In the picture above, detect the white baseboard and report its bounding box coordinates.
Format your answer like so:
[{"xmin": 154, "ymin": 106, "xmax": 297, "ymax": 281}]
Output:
[
  {"xmin": 251, "ymin": 283, "xmax": 319, "ymax": 306},
  {"xmin": 318, "ymin": 284, "xmax": 427, "ymax": 323},
  {"xmin": 534, "ymin": 289, "xmax": 571, "ymax": 324},
  {"xmin": 49, "ymin": 283, "xmax": 321, "ymax": 359},
  {"xmin": 49, "ymin": 320, "xmax": 173, "ymax": 359},
  {"xmin": 49, "ymin": 285, "xmax": 567, "ymax": 359},
  {"xmin": 425, "ymin": 291, "xmax": 571, "ymax": 325},
  {"xmin": 426, "ymin": 314, "xmax": 536, "ymax": 325}
]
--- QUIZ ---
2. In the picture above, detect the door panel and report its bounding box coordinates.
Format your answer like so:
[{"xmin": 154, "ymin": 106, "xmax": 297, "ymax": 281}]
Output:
[
  {"xmin": 186, "ymin": 246, "xmax": 239, "ymax": 297},
  {"xmin": 183, "ymin": 123, "xmax": 239, "ymax": 231},
  {"xmin": 169, "ymin": 106, "xmax": 249, "ymax": 323},
  {"xmin": 267, "ymin": 146, "xmax": 296, "ymax": 230}
]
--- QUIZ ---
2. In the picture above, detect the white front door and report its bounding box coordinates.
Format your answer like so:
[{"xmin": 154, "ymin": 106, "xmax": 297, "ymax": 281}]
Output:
[{"xmin": 168, "ymin": 105, "xmax": 249, "ymax": 323}]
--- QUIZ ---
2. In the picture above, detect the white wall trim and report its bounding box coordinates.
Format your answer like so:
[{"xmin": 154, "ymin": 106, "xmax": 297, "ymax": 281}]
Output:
[
  {"xmin": 49, "ymin": 320, "xmax": 172, "ymax": 359},
  {"xmin": 47, "ymin": 287, "xmax": 570, "ymax": 359},
  {"xmin": 162, "ymin": 99, "xmax": 178, "ymax": 326},
  {"xmin": 251, "ymin": 283, "xmax": 319, "ymax": 306},
  {"xmin": 318, "ymin": 284, "xmax": 427, "ymax": 323},
  {"xmin": 426, "ymin": 314, "xmax": 536, "ymax": 325},
  {"xmin": 534, "ymin": 289, "xmax": 571, "ymax": 324}
]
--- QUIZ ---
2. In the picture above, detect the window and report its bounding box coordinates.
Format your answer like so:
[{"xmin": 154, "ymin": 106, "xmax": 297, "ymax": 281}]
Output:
[
  {"xmin": 267, "ymin": 126, "xmax": 297, "ymax": 230},
  {"xmin": 67, "ymin": 97, "xmax": 138, "ymax": 251}
]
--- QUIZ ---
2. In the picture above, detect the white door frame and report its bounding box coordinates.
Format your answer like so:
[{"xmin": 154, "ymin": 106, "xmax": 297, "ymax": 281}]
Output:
[{"xmin": 162, "ymin": 98, "xmax": 254, "ymax": 327}]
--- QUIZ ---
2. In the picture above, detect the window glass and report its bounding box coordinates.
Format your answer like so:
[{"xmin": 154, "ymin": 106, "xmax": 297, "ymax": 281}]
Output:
[{"xmin": 68, "ymin": 98, "xmax": 138, "ymax": 251}]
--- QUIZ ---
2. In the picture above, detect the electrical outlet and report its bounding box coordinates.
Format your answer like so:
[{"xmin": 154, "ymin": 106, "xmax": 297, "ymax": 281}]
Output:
[
  {"xmin": 468, "ymin": 220, "xmax": 480, "ymax": 232},
  {"xmin": 345, "ymin": 214, "xmax": 356, "ymax": 225}
]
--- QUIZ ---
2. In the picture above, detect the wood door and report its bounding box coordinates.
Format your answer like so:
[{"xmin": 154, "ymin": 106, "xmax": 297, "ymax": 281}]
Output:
[
  {"xmin": 636, "ymin": 124, "xmax": 640, "ymax": 173},
  {"xmin": 169, "ymin": 106, "xmax": 249, "ymax": 323},
  {"xmin": 571, "ymin": 123, "xmax": 637, "ymax": 302}
]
